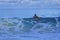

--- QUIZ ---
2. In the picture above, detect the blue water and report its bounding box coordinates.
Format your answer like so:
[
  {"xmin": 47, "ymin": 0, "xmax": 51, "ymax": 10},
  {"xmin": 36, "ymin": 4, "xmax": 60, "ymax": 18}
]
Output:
[{"xmin": 0, "ymin": 17, "xmax": 60, "ymax": 40}]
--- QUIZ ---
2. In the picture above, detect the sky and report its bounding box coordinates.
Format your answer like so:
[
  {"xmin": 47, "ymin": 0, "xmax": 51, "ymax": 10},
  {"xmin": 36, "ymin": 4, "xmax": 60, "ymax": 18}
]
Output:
[{"xmin": 0, "ymin": 0, "xmax": 60, "ymax": 18}]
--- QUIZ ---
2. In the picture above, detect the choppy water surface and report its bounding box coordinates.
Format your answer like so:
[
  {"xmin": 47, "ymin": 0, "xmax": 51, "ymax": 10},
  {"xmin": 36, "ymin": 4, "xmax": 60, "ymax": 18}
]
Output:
[{"xmin": 0, "ymin": 17, "xmax": 60, "ymax": 40}]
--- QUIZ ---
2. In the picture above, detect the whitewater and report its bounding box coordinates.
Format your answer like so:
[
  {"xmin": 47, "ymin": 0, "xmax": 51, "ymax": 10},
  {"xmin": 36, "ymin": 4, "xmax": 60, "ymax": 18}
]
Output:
[{"xmin": 0, "ymin": 17, "xmax": 60, "ymax": 40}]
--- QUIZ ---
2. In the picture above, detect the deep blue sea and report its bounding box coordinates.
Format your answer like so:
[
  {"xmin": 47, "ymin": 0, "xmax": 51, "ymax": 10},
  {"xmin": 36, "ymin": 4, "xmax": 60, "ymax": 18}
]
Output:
[{"xmin": 0, "ymin": 17, "xmax": 60, "ymax": 40}]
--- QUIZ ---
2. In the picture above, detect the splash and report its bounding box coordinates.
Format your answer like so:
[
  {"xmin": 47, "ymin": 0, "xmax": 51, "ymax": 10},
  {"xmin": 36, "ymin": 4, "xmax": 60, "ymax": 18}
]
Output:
[{"xmin": 0, "ymin": 17, "xmax": 60, "ymax": 34}]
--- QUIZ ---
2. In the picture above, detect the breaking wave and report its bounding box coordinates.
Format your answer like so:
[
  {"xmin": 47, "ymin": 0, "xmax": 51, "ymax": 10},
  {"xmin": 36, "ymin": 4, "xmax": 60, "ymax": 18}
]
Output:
[{"xmin": 0, "ymin": 17, "xmax": 60, "ymax": 34}]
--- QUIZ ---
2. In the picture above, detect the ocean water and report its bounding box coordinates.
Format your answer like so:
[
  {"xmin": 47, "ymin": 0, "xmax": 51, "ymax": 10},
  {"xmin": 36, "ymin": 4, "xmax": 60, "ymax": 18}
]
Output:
[{"xmin": 0, "ymin": 17, "xmax": 60, "ymax": 40}]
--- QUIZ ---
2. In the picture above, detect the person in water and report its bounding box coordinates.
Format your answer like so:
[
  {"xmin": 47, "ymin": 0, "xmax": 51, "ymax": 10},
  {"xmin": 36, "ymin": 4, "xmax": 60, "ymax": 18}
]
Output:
[{"xmin": 33, "ymin": 14, "xmax": 39, "ymax": 21}]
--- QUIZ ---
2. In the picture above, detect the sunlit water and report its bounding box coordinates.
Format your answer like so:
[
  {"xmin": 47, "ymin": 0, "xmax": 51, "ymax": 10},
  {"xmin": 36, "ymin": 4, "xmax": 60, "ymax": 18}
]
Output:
[{"xmin": 0, "ymin": 17, "xmax": 60, "ymax": 40}]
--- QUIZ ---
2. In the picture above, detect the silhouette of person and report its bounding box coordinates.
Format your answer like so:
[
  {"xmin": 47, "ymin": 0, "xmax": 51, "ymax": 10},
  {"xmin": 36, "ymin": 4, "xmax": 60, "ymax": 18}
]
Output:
[{"xmin": 33, "ymin": 14, "xmax": 39, "ymax": 21}]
